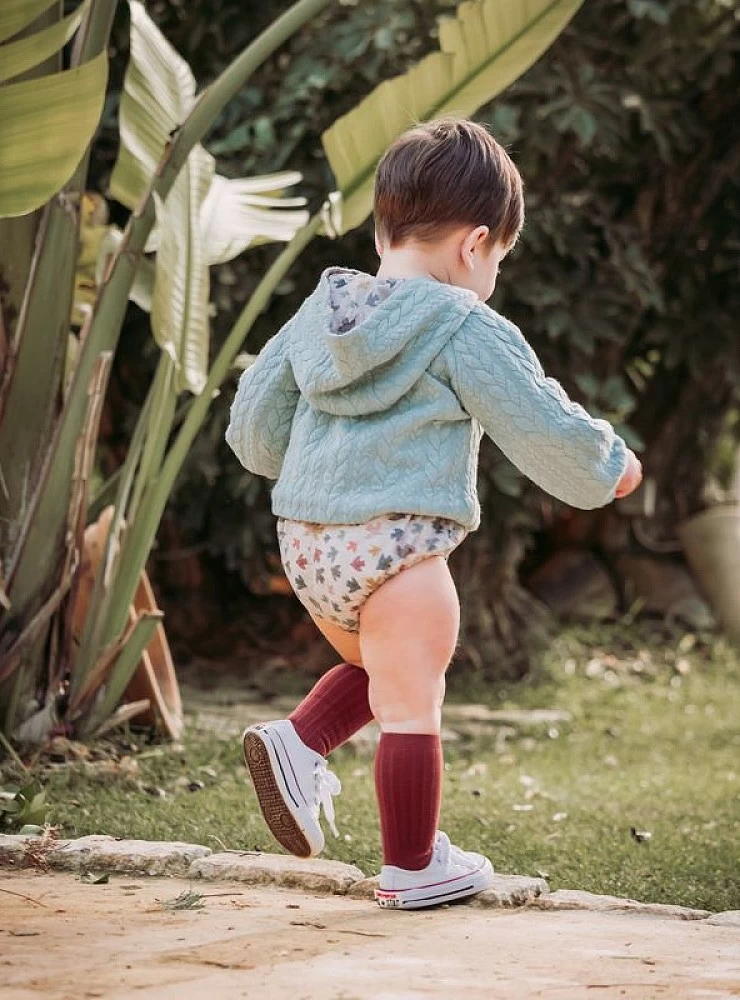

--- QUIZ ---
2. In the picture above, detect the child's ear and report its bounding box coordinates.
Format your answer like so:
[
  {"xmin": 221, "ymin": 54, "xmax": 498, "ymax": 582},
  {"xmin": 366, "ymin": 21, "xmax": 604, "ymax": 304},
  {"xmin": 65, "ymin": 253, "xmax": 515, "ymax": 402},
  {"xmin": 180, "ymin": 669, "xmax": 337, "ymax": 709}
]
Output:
[
  {"xmin": 374, "ymin": 230, "xmax": 384, "ymax": 258},
  {"xmin": 461, "ymin": 225, "xmax": 490, "ymax": 271}
]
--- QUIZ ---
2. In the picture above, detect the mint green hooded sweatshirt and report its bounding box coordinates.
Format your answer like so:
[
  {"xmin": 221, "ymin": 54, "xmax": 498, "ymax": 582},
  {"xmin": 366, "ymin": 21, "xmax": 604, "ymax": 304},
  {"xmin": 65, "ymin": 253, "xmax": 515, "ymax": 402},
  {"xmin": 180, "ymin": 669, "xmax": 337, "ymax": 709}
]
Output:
[{"xmin": 226, "ymin": 268, "xmax": 628, "ymax": 530}]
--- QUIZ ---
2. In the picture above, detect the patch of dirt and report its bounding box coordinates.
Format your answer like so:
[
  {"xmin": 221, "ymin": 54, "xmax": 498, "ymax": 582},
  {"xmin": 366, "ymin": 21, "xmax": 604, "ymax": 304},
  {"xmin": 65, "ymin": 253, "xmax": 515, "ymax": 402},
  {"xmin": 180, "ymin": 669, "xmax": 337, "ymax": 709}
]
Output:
[{"xmin": 1, "ymin": 873, "xmax": 739, "ymax": 999}]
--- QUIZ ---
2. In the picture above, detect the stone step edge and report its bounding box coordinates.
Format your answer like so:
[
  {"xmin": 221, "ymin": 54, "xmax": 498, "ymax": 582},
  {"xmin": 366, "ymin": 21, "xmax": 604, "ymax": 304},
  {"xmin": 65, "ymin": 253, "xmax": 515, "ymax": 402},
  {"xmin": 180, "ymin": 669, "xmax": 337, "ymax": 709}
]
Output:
[{"xmin": 0, "ymin": 833, "xmax": 725, "ymax": 922}]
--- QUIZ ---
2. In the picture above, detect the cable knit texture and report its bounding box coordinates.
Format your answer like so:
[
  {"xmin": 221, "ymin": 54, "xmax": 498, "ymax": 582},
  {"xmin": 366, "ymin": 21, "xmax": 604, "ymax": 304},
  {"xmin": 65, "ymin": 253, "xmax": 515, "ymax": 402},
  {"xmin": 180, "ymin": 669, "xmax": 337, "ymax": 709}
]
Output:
[{"xmin": 226, "ymin": 268, "xmax": 628, "ymax": 530}]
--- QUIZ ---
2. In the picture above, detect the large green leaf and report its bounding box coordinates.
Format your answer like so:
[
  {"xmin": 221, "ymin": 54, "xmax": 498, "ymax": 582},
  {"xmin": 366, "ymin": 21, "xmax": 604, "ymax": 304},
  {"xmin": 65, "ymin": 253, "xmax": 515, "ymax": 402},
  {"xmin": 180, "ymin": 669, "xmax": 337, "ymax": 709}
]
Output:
[
  {"xmin": 109, "ymin": 0, "xmax": 307, "ymax": 394},
  {"xmin": 0, "ymin": 52, "xmax": 108, "ymax": 217},
  {"xmin": 321, "ymin": 0, "xmax": 584, "ymax": 234},
  {"xmin": 200, "ymin": 171, "xmax": 308, "ymax": 265},
  {"xmin": 0, "ymin": 1, "xmax": 90, "ymax": 84},
  {"xmin": 110, "ymin": 0, "xmax": 206, "ymax": 393},
  {"xmin": 152, "ymin": 147, "xmax": 213, "ymax": 394},
  {"xmin": 0, "ymin": 0, "xmax": 58, "ymax": 44},
  {"xmin": 108, "ymin": 0, "xmax": 196, "ymax": 212}
]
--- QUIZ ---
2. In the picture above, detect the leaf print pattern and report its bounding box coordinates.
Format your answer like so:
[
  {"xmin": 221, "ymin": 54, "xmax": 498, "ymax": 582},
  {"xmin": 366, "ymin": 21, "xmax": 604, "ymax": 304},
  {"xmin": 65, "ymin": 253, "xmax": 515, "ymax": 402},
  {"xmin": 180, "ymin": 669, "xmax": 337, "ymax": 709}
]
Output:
[
  {"xmin": 277, "ymin": 513, "xmax": 466, "ymax": 632},
  {"xmin": 329, "ymin": 273, "xmax": 400, "ymax": 336}
]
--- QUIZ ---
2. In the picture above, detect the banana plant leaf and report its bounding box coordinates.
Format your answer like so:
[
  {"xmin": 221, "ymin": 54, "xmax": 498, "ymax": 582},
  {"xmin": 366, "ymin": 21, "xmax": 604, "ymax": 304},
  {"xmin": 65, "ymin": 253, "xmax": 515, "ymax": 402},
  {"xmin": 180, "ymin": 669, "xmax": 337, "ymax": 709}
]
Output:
[
  {"xmin": 201, "ymin": 171, "xmax": 307, "ymax": 265},
  {"xmin": 151, "ymin": 148, "xmax": 213, "ymax": 395},
  {"xmin": 0, "ymin": 0, "xmax": 59, "ymax": 43},
  {"xmin": 0, "ymin": 1, "xmax": 89, "ymax": 84},
  {"xmin": 109, "ymin": 0, "xmax": 307, "ymax": 394},
  {"xmin": 0, "ymin": 0, "xmax": 107, "ymax": 217},
  {"xmin": 321, "ymin": 0, "xmax": 584, "ymax": 235}
]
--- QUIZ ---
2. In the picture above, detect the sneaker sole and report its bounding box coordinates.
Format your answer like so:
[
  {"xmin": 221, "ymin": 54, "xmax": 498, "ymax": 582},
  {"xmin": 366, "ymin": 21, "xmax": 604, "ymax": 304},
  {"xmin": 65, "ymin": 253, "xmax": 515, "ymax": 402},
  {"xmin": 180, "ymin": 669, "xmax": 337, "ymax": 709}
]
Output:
[
  {"xmin": 375, "ymin": 863, "xmax": 495, "ymax": 910},
  {"xmin": 242, "ymin": 728, "xmax": 321, "ymax": 859}
]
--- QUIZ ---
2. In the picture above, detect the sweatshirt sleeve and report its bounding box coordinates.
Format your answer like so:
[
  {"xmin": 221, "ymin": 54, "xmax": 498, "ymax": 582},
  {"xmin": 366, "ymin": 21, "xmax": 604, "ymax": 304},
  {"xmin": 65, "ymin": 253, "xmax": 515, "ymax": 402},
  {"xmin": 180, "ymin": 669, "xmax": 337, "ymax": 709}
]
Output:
[
  {"xmin": 447, "ymin": 305, "xmax": 628, "ymax": 510},
  {"xmin": 225, "ymin": 319, "xmax": 299, "ymax": 480}
]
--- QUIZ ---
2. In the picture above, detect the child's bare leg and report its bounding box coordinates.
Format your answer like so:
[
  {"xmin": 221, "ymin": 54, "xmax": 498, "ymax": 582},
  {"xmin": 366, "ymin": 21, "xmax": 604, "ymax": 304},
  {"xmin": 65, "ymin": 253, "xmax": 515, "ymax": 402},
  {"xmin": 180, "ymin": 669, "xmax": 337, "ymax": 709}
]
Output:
[
  {"xmin": 286, "ymin": 617, "xmax": 370, "ymax": 758},
  {"xmin": 359, "ymin": 556, "xmax": 459, "ymax": 735},
  {"xmin": 359, "ymin": 557, "xmax": 459, "ymax": 870},
  {"xmin": 308, "ymin": 617, "xmax": 363, "ymax": 667}
]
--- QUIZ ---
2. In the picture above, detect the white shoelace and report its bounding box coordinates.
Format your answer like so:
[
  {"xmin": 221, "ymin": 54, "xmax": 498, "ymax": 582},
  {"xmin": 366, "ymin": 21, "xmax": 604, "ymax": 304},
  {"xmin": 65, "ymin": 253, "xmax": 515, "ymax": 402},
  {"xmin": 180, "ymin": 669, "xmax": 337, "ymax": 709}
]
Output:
[
  {"xmin": 313, "ymin": 761, "xmax": 342, "ymax": 838},
  {"xmin": 433, "ymin": 831, "xmax": 478, "ymax": 871},
  {"xmin": 433, "ymin": 831, "xmax": 452, "ymax": 867}
]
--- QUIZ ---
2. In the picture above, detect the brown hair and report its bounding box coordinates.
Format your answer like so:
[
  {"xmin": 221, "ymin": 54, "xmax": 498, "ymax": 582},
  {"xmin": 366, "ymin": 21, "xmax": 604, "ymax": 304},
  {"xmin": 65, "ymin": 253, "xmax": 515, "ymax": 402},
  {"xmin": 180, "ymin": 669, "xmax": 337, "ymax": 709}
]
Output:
[{"xmin": 374, "ymin": 118, "xmax": 524, "ymax": 249}]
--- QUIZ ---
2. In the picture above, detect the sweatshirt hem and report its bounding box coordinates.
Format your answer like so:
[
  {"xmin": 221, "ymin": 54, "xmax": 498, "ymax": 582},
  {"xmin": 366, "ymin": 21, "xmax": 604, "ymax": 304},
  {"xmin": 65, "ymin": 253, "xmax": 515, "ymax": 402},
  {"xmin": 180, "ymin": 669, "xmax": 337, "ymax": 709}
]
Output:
[{"xmin": 271, "ymin": 501, "xmax": 478, "ymax": 533}]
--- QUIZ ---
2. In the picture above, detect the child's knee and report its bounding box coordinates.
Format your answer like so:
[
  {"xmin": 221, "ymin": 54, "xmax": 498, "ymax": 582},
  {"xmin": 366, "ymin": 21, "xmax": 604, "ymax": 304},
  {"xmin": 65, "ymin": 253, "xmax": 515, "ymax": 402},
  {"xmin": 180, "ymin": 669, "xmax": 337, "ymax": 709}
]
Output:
[{"xmin": 368, "ymin": 670, "xmax": 445, "ymax": 732}]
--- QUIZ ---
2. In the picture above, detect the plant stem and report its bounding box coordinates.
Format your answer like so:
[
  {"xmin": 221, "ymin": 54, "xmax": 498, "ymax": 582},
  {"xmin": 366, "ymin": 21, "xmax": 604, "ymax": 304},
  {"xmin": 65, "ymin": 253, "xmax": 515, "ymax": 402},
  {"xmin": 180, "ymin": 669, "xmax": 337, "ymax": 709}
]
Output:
[
  {"xmin": 107, "ymin": 212, "xmax": 323, "ymax": 638},
  {"xmin": 0, "ymin": 729, "xmax": 26, "ymax": 771},
  {"xmin": 126, "ymin": 354, "xmax": 175, "ymax": 526},
  {"xmin": 96, "ymin": 352, "xmax": 175, "ymax": 651},
  {"xmin": 159, "ymin": 0, "xmax": 335, "ymax": 188},
  {"xmin": 68, "ymin": 385, "xmax": 153, "ymax": 704}
]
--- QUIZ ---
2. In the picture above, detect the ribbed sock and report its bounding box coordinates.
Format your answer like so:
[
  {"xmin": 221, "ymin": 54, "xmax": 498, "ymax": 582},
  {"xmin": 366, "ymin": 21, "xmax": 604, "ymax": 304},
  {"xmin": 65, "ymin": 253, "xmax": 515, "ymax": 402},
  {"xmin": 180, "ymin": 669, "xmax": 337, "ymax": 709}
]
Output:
[
  {"xmin": 289, "ymin": 662, "xmax": 373, "ymax": 757},
  {"xmin": 375, "ymin": 732, "xmax": 442, "ymax": 871}
]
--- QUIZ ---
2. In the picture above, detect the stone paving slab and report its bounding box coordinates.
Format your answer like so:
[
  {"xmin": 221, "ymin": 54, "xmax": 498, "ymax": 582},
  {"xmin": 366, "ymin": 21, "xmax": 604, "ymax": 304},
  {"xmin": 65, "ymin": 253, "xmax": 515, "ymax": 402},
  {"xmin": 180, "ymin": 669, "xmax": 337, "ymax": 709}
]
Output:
[
  {"xmin": 705, "ymin": 909, "xmax": 740, "ymax": 926},
  {"xmin": 471, "ymin": 873, "xmax": 550, "ymax": 908},
  {"xmin": 188, "ymin": 851, "xmax": 363, "ymax": 894},
  {"xmin": 0, "ymin": 833, "xmax": 210, "ymax": 876},
  {"xmin": 529, "ymin": 888, "xmax": 711, "ymax": 921},
  {"xmin": 0, "ymin": 833, "xmax": 71, "ymax": 865}
]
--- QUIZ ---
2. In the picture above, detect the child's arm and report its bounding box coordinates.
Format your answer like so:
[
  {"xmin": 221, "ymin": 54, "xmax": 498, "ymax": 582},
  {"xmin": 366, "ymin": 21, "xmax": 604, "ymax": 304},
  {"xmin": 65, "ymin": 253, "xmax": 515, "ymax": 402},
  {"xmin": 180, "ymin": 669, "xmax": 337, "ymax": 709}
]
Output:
[
  {"xmin": 448, "ymin": 306, "xmax": 630, "ymax": 509},
  {"xmin": 225, "ymin": 320, "xmax": 299, "ymax": 480}
]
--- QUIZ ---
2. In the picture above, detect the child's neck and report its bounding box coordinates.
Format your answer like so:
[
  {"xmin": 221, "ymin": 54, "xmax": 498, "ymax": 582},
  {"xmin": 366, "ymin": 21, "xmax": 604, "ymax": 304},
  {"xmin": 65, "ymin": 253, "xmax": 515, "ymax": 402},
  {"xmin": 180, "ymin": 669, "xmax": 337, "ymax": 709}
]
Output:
[{"xmin": 376, "ymin": 244, "xmax": 452, "ymax": 285}]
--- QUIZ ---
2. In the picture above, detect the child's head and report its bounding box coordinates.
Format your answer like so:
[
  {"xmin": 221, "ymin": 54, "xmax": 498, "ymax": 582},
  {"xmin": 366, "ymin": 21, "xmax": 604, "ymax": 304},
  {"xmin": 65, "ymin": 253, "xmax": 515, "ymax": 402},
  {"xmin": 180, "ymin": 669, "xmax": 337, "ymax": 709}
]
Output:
[{"xmin": 374, "ymin": 118, "xmax": 524, "ymax": 300}]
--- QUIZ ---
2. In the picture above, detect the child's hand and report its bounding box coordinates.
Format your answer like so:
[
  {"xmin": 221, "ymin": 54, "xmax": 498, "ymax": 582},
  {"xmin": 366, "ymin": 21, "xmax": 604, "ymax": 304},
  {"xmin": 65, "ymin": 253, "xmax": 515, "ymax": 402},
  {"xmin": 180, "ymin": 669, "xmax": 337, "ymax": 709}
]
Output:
[{"xmin": 615, "ymin": 450, "xmax": 643, "ymax": 499}]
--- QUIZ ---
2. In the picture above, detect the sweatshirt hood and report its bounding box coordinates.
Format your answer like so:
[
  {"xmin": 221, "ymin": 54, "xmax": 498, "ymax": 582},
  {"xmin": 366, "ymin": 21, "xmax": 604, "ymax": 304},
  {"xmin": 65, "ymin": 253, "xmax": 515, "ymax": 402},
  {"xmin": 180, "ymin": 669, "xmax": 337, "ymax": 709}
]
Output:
[{"xmin": 288, "ymin": 268, "xmax": 478, "ymax": 416}]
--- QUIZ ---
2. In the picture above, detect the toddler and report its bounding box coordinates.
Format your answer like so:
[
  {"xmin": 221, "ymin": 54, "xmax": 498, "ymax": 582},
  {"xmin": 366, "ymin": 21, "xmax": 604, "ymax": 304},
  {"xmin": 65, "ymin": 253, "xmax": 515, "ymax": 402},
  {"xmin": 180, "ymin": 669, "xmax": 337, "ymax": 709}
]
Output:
[{"xmin": 226, "ymin": 118, "xmax": 642, "ymax": 910}]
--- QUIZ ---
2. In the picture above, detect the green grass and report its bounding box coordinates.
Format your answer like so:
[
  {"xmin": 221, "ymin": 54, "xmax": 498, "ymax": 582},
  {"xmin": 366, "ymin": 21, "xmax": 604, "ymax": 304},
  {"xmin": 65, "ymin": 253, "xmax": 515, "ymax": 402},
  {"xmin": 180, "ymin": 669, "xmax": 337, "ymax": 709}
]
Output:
[{"xmin": 39, "ymin": 625, "xmax": 740, "ymax": 912}]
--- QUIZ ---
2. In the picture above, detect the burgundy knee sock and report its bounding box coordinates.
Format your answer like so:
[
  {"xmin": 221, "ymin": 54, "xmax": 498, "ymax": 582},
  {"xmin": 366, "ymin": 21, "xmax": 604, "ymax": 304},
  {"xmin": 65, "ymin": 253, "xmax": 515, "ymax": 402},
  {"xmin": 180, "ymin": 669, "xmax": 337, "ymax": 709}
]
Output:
[
  {"xmin": 375, "ymin": 732, "xmax": 442, "ymax": 871},
  {"xmin": 289, "ymin": 662, "xmax": 373, "ymax": 757}
]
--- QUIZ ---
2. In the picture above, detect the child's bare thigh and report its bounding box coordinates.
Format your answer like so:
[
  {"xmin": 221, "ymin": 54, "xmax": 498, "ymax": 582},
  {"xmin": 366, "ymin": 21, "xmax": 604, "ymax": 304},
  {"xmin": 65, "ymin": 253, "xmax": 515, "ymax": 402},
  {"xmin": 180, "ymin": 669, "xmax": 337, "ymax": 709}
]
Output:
[
  {"xmin": 309, "ymin": 613, "xmax": 364, "ymax": 666},
  {"xmin": 309, "ymin": 556, "xmax": 459, "ymax": 671}
]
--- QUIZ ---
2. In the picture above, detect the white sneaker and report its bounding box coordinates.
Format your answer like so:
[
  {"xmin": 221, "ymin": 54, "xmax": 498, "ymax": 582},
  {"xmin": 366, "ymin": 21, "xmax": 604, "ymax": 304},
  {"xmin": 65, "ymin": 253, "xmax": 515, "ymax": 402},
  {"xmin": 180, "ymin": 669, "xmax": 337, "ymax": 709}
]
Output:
[
  {"xmin": 242, "ymin": 720, "xmax": 341, "ymax": 858},
  {"xmin": 375, "ymin": 831, "xmax": 495, "ymax": 910}
]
